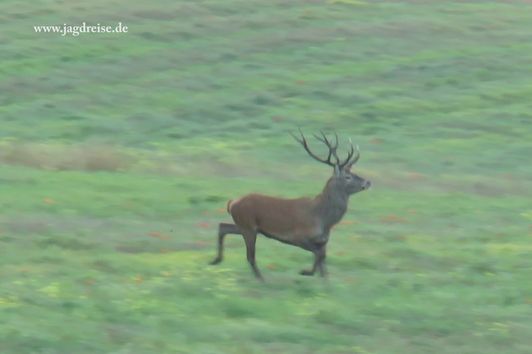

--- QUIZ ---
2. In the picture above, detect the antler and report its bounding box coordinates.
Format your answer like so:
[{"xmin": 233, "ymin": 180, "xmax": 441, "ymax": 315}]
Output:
[
  {"xmin": 291, "ymin": 129, "xmax": 361, "ymax": 169},
  {"xmin": 291, "ymin": 129, "xmax": 338, "ymax": 167},
  {"xmin": 338, "ymin": 138, "xmax": 360, "ymax": 169}
]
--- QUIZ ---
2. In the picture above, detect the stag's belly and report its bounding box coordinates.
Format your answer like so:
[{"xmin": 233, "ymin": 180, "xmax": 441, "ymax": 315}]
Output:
[
  {"xmin": 258, "ymin": 227, "xmax": 329, "ymax": 251},
  {"xmin": 256, "ymin": 213, "xmax": 324, "ymax": 248},
  {"xmin": 257, "ymin": 228, "xmax": 299, "ymax": 246},
  {"xmin": 229, "ymin": 193, "xmax": 325, "ymax": 247}
]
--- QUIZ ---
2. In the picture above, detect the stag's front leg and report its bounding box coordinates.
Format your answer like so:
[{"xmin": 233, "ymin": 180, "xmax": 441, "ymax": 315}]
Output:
[
  {"xmin": 317, "ymin": 246, "xmax": 327, "ymax": 277},
  {"xmin": 300, "ymin": 244, "xmax": 326, "ymax": 277},
  {"xmin": 242, "ymin": 229, "xmax": 264, "ymax": 281}
]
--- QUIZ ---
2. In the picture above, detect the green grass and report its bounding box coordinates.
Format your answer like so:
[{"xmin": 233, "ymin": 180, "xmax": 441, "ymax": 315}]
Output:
[{"xmin": 1, "ymin": 0, "xmax": 531, "ymax": 353}]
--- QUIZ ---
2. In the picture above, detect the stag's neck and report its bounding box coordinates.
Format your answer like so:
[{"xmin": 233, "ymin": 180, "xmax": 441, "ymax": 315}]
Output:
[{"xmin": 314, "ymin": 179, "xmax": 349, "ymax": 230}]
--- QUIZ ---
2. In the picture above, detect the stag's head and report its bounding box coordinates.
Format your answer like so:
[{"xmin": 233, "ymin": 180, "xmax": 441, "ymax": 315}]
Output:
[{"xmin": 292, "ymin": 130, "xmax": 371, "ymax": 195}]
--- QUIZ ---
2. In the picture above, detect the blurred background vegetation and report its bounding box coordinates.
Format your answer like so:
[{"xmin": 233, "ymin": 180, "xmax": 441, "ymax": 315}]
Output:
[{"xmin": 0, "ymin": 0, "xmax": 531, "ymax": 353}]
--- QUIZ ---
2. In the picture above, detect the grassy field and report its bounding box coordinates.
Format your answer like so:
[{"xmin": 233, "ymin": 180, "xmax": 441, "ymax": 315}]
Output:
[{"xmin": 1, "ymin": 0, "xmax": 531, "ymax": 353}]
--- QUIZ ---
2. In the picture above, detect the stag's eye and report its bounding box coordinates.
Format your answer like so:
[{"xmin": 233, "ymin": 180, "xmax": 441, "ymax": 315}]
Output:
[{"xmin": 344, "ymin": 175, "xmax": 352, "ymax": 181}]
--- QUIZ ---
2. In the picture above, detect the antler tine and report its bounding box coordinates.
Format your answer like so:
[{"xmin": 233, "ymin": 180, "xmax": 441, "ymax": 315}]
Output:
[
  {"xmin": 312, "ymin": 131, "xmax": 328, "ymax": 146},
  {"xmin": 339, "ymin": 138, "xmax": 360, "ymax": 169},
  {"xmin": 312, "ymin": 131, "xmax": 338, "ymax": 149},
  {"xmin": 312, "ymin": 130, "xmax": 342, "ymax": 164},
  {"xmin": 342, "ymin": 138, "xmax": 355, "ymax": 166},
  {"xmin": 311, "ymin": 131, "xmax": 333, "ymax": 163},
  {"xmin": 289, "ymin": 128, "xmax": 305, "ymax": 145},
  {"xmin": 332, "ymin": 132, "xmax": 340, "ymax": 164},
  {"xmin": 291, "ymin": 129, "xmax": 336, "ymax": 167},
  {"xmin": 331, "ymin": 131, "xmax": 339, "ymax": 148},
  {"xmin": 351, "ymin": 144, "xmax": 360, "ymax": 165}
]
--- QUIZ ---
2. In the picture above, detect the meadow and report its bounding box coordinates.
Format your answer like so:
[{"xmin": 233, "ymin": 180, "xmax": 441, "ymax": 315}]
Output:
[{"xmin": 0, "ymin": 0, "xmax": 531, "ymax": 353}]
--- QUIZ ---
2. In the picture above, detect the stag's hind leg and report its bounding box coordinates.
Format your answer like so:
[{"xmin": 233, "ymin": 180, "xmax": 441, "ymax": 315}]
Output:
[{"xmin": 210, "ymin": 223, "xmax": 241, "ymax": 265}]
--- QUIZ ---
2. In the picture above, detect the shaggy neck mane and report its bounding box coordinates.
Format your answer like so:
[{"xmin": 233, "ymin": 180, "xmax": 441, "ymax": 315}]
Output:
[{"xmin": 314, "ymin": 178, "xmax": 349, "ymax": 230}]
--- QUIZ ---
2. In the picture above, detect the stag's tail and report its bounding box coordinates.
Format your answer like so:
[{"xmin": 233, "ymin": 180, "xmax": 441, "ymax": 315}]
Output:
[{"xmin": 226, "ymin": 199, "xmax": 233, "ymax": 214}]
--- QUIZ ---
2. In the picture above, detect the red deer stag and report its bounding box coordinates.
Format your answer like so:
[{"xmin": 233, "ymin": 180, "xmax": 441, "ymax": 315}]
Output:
[{"xmin": 210, "ymin": 130, "xmax": 371, "ymax": 280}]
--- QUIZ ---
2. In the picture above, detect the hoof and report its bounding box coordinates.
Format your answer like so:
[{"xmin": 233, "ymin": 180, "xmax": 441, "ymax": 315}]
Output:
[
  {"xmin": 299, "ymin": 270, "xmax": 314, "ymax": 276},
  {"xmin": 209, "ymin": 258, "xmax": 222, "ymax": 265}
]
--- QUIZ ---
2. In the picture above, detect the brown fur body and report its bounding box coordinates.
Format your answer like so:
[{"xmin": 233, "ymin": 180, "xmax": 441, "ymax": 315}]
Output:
[{"xmin": 231, "ymin": 194, "xmax": 322, "ymax": 246}]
